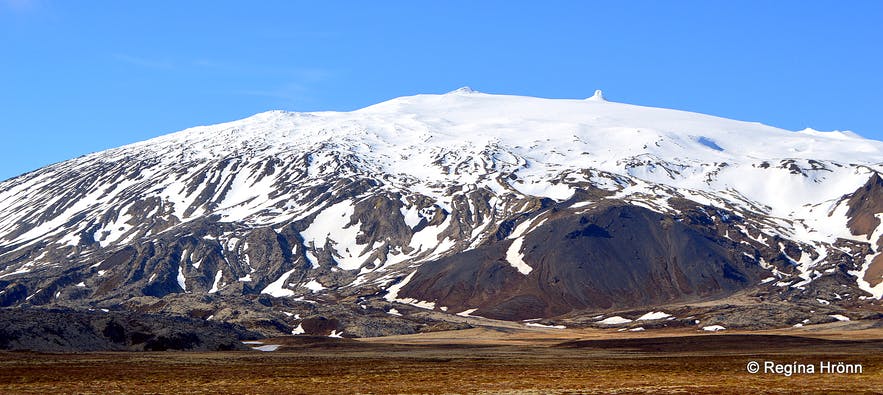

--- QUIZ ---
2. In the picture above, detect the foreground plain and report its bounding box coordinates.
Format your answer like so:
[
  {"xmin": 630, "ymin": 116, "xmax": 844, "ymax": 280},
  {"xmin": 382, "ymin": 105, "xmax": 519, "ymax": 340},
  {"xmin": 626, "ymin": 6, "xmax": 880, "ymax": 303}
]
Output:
[{"xmin": 2, "ymin": 327, "xmax": 882, "ymax": 394}]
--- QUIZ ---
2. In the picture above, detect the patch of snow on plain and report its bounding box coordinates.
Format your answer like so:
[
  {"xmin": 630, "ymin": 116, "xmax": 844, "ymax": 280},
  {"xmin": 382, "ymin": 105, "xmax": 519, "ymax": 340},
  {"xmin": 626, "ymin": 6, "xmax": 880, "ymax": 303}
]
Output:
[
  {"xmin": 252, "ymin": 344, "xmax": 282, "ymax": 352},
  {"xmin": 525, "ymin": 323, "xmax": 566, "ymax": 329},
  {"xmin": 637, "ymin": 311, "xmax": 671, "ymax": 321},
  {"xmin": 598, "ymin": 316, "xmax": 632, "ymax": 325},
  {"xmin": 702, "ymin": 325, "xmax": 726, "ymax": 332},
  {"xmin": 829, "ymin": 314, "xmax": 850, "ymax": 321}
]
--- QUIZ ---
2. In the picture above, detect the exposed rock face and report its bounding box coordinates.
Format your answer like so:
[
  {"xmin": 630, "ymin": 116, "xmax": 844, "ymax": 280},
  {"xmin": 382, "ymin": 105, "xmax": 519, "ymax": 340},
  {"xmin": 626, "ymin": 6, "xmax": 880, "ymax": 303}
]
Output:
[
  {"xmin": 0, "ymin": 90, "xmax": 882, "ymax": 345},
  {"xmin": 400, "ymin": 204, "xmax": 765, "ymax": 320},
  {"xmin": 0, "ymin": 308, "xmax": 258, "ymax": 352},
  {"xmin": 847, "ymin": 173, "xmax": 883, "ymax": 237},
  {"xmin": 846, "ymin": 173, "xmax": 883, "ymax": 287}
]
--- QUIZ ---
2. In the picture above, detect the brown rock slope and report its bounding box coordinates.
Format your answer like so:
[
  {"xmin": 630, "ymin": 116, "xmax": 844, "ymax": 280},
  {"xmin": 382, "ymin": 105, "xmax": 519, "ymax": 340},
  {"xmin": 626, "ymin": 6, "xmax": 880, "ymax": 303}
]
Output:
[
  {"xmin": 399, "ymin": 203, "xmax": 767, "ymax": 320},
  {"xmin": 846, "ymin": 172, "xmax": 883, "ymax": 287}
]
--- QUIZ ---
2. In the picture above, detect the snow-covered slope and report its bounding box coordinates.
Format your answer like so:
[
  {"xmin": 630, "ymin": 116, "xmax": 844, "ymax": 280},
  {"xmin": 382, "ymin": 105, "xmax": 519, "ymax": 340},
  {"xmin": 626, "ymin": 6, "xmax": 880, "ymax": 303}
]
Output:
[{"xmin": 1, "ymin": 88, "xmax": 881, "ymax": 326}]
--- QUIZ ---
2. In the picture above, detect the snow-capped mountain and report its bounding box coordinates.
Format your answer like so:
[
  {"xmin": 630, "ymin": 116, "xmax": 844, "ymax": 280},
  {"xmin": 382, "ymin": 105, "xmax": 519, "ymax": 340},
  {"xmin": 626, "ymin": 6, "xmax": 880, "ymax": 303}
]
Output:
[{"xmin": 1, "ymin": 88, "xmax": 881, "ymax": 336}]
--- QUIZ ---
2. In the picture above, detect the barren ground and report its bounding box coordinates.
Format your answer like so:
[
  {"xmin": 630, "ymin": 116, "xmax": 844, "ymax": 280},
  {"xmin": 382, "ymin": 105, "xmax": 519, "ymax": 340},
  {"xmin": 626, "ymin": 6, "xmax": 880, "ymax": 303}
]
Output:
[{"xmin": 2, "ymin": 325, "xmax": 882, "ymax": 394}]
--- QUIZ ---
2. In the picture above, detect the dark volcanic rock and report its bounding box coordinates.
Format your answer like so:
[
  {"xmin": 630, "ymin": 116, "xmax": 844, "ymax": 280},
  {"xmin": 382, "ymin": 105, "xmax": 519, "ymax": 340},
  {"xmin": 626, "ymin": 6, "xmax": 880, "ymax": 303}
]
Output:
[
  {"xmin": 0, "ymin": 307, "xmax": 258, "ymax": 352},
  {"xmin": 400, "ymin": 204, "xmax": 766, "ymax": 320}
]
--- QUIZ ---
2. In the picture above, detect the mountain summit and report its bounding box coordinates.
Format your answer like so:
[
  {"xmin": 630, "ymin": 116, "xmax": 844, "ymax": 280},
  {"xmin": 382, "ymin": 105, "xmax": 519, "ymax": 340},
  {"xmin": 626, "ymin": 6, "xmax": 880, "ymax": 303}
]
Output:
[
  {"xmin": 586, "ymin": 89, "xmax": 605, "ymax": 101},
  {"xmin": 1, "ymin": 90, "xmax": 881, "ymax": 343}
]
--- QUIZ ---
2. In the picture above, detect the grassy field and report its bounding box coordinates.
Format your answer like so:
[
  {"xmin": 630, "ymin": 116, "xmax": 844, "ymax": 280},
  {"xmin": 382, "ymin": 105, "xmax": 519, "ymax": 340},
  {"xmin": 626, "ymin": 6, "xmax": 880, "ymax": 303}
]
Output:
[{"xmin": 2, "ymin": 327, "xmax": 882, "ymax": 394}]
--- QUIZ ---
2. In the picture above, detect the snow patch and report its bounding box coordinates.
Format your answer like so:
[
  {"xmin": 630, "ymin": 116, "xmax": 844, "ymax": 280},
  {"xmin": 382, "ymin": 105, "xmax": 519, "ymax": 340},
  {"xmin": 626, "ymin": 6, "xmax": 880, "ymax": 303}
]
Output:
[
  {"xmin": 252, "ymin": 344, "xmax": 282, "ymax": 352},
  {"xmin": 303, "ymin": 279, "xmax": 325, "ymax": 292},
  {"xmin": 301, "ymin": 200, "xmax": 369, "ymax": 271},
  {"xmin": 400, "ymin": 205, "xmax": 423, "ymax": 228},
  {"xmin": 384, "ymin": 271, "xmax": 416, "ymax": 302},
  {"xmin": 176, "ymin": 264, "xmax": 187, "ymax": 292},
  {"xmin": 261, "ymin": 268, "xmax": 297, "ymax": 297},
  {"xmin": 505, "ymin": 237, "xmax": 532, "ymax": 275},
  {"xmin": 636, "ymin": 311, "xmax": 671, "ymax": 321},
  {"xmin": 208, "ymin": 270, "xmax": 223, "ymax": 293},
  {"xmin": 525, "ymin": 322, "xmax": 566, "ymax": 329},
  {"xmin": 597, "ymin": 316, "xmax": 632, "ymax": 325}
]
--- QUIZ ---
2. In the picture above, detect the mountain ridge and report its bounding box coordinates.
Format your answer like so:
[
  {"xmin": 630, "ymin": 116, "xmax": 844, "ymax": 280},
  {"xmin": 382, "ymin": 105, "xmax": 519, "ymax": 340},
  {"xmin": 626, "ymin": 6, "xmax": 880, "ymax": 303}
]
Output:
[{"xmin": 1, "ymin": 89, "xmax": 881, "ymax": 344}]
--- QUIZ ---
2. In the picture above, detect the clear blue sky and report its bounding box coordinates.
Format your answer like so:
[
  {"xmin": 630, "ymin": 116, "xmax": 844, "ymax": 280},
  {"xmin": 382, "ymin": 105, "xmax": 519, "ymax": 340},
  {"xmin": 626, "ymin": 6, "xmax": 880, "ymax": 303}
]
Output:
[{"xmin": 2, "ymin": 1, "xmax": 881, "ymax": 180}]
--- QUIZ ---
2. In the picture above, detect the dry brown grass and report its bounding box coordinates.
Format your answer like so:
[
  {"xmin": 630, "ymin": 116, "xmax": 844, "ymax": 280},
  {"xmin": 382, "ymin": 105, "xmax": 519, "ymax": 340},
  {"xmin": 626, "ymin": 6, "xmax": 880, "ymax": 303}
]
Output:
[{"xmin": 2, "ymin": 329, "xmax": 882, "ymax": 394}]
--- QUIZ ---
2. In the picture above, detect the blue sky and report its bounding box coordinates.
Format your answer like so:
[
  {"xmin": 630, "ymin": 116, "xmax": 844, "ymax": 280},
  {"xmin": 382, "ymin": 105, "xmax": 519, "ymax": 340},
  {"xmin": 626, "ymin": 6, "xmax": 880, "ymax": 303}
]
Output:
[{"xmin": 1, "ymin": 1, "xmax": 881, "ymax": 180}]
